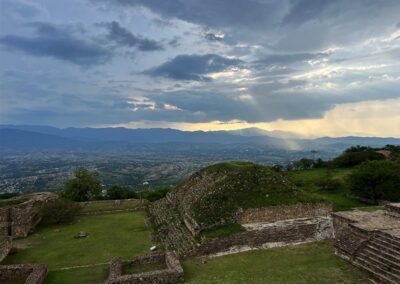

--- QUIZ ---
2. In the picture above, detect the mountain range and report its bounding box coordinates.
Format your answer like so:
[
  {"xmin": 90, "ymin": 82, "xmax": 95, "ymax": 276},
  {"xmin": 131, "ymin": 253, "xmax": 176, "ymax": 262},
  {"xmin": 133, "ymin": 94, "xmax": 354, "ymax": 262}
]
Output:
[{"xmin": 0, "ymin": 125, "xmax": 399, "ymax": 154}]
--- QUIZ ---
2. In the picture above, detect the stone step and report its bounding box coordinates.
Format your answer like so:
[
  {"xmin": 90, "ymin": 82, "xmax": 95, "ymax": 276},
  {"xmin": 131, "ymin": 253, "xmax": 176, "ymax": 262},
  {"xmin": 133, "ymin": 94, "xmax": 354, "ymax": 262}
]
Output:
[
  {"xmin": 364, "ymin": 246, "xmax": 400, "ymax": 267},
  {"xmin": 358, "ymin": 252, "xmax": 400, "ymax": 275},
  {"xmin": 366, "ymin": 242, "xmax": 400, "ymax": 258},
  {"xmin": 371, "ymin": 239, "xmax": 400, "ymax": 256},
  {"xmin": 374, "ymin": 234, "xmax": 400, "ymax": 251},
  {"xmin": 353, "ymin": 260, "xmax": 399, "ymax": 284},
  {"xmin": 354, "ymin": 257, "xmax": 400, "ymax": 283}
]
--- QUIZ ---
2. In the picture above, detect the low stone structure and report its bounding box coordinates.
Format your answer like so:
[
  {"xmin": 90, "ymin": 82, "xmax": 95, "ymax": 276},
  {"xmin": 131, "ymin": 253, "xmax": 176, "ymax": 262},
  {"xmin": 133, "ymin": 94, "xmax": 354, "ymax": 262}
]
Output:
[
  {"xmin": 0, "ymin": 236, "xmax": 12, "ymax": 262},
  {"xmin": 198, "ymin": 216, "xmax": 333, "ymax": 256},
  {"xmin": 150, "ymin": 198, "xmax": 334, "ymax": 257},
  {"xmin": 0, "ymin": 264, "xmax": 48, "ymax": 284},
  {"xmin": 236, "ymin": 202, "xmax": 332, "ymax": 224},
  {"xmin": 332, "ymin": 203, "xmax": 400, "ymax": 283},
  {"xmin": 0, "ymin": 193, "xmax": 56, "ymax": 238},
  {"xmin": 105, "ymin": 252, "xmax": 184, "ymax": 284}
]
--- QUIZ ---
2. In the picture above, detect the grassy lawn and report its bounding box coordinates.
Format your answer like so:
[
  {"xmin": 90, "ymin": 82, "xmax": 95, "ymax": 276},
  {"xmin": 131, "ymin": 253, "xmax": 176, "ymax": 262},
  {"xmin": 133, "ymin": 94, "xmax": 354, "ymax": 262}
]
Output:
[
  {"xmin": 285, "ymin": 168, "xmax": 371, "ymax": 211},
  {"xmin": 80, "ymin": 199, "xmax": 146, "ymax": 214},
  {"xmin": 183, "ymin": 242, "xmax": 368, "ymax": 284},
  {"xmin": 44, "ymin": 265, "xmax": 109, "ymax": 284},
  {"xmin": 4, "ymin": 212, "xmax": 154, "ymax": 270}
]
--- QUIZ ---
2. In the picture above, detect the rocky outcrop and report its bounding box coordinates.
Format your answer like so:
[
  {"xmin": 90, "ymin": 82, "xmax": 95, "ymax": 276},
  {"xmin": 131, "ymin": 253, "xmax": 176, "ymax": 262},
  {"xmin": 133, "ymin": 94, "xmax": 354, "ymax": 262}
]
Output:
[{"xmin": 0, "ymin": 236, "xmax": 12, "ymax": 263}]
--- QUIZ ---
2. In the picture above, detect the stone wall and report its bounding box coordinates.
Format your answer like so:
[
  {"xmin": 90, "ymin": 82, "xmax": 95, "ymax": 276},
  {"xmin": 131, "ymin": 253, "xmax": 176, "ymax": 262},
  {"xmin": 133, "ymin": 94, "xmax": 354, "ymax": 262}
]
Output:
[
  {"xmin": 106, "ymin": 252, "xmax": 184, "ymax": 284},
  {"xmin": 331, "ymin": 214, "xmax": 370, "ymax": 258},
  {"xmin": 0, "ymin": 264, "xmax": 48, "ymax": 284},
  {"xmin": 0, "ymin": 193, "xmax": 56, "ymax": 238},
  {"xmin": 198, "ymin": 217, "xmax": 333, "ymax": 256},
  {"xmin": 0, "ymin": 237, "xmax": 12, "ymax": 263},
  {"xmin": 236, "ymin": 202, "xmax": 332, "ymax": 224}
]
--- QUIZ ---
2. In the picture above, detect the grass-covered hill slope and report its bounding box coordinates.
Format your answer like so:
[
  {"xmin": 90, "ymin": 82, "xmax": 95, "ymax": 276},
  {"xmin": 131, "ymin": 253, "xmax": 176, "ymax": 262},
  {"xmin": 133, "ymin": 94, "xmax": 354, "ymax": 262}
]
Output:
[{"xmin": 170, "ymin": 162, "xmax": 319, "ymax": 229}]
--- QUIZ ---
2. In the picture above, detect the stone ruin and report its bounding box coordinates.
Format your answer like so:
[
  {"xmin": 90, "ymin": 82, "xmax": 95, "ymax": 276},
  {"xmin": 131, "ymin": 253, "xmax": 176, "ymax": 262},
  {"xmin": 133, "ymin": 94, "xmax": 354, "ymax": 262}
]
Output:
[
  {"xmin": 0, "ymin": 263, "xmax": 48, "ymax": 284},
  {"xmin": 149, "ymin": 198, "xmax": 334, "ymax": 257},
  {"xmin": 333, "ymin": 203, "xmax": 400, "ymax": 283},
  {"xmin": 0, "ymin": 193, "xmax": 54, "ymax": 284},
  {"xmin": 0, "ymin": 192, "xmax": 56, "ymax": 238},
  {"xmin": 105, "ymin": 252, "xmax": 184, "ymax": 284}
]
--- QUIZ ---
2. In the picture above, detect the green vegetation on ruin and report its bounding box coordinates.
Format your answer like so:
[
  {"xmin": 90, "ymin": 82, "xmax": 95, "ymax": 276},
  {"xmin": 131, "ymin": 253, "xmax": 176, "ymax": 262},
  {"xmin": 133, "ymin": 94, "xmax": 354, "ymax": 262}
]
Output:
[
  {"xmin": 183, "ymin": 241, "xmax": 368, "ymax": 284},
  {"xmin": 3, "ymin": 212, "xmax": 154, "ymax": 270},
  {"xmin": 200, "ymin": 223, "xmax": 246, "ymax": 239},
  {"xmin": 285, "ymin": 168, "xmax": 371, "ymax": 211},
  {"xmin": 184, "ymin": 162, "xmax": 322, "ymax": 227},
  {"xmin": 0, "ymin": 197, "xmax": 27, "ymax": 208}
]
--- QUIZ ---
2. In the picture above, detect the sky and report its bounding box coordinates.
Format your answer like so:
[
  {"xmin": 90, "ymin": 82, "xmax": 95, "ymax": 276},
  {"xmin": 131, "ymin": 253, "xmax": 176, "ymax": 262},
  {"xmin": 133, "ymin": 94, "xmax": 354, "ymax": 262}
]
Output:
[{"xmin": 0, "ymin": 0, "xmax": 399, "ymax": 138}]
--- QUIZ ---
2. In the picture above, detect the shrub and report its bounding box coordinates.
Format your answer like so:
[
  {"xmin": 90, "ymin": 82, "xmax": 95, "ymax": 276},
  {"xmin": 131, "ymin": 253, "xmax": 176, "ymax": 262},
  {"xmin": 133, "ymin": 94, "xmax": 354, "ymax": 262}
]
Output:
[
  {"xmin": 107, "ymin": 186, "xmax": 137, "ymax": 200},
  {"xmin": 140, "ymin": 187, "xmax": 170, "ymax": 202},
  {"xmin": 333, "ymin": 146, "xmax": 385, "ymax": 168},
  {"xmin": 349, "ymin": 160, "xmax": 400, "ymax": 203},
  {"xmin": 40, "ymin": 199, "xmax": 82, "ymax": 225}
]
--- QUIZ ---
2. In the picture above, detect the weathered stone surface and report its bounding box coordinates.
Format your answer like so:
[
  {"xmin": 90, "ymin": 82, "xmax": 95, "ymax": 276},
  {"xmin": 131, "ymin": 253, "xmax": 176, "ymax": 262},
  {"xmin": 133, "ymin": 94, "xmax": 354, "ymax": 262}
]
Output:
[
  {"xmin": 0, "ymin": 236, "xmax": 12, "ymax": 263},
  {"xmin": 236, "ymin": 203, "xmax": 332, "ymax": 224},
  {"xmin": 198, "ymin": 217, "xmax": 333, "ymax": 256},
  {"xmin": 0, "ymin": 264, "xmax": 48, "ymax": 284},
  {"xmin": 106, "ymin": 252, "xmax": 184, "ymax": 284},
  {"xmin": 0, "ymin": 193, "xmax": 56, "ymax": 238},
  {"xmin": 332, "ymin": 203, "xmax": 400, "ymax": 284}
]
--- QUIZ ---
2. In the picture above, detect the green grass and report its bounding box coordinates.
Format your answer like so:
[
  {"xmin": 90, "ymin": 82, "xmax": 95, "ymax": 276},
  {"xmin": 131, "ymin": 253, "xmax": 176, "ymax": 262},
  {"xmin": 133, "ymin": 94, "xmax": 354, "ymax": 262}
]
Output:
[
  {"xmin": 183, "ymin": 242, "xmax": 367, "ymax": 284},
  {"xmin": 285, "ymin": 168, "xmax": 371, "ymax": 211},
  {"xmin": 4, "ymin": 212, "xmax": 154, "ymax": 270},
  {"xmin": 44, "ymin": 265, "xmax": 109, "ymax": 284},
  {"xmin": 80, "ymin": 199, "xmax": 146, "ymax": 214},
  {"xmin": 200, "ymin": 224, "xmax": 245, "ymax": 239},
  {"xmin": 0, "ymin": 197, "xmax": 27, "ymax": 208},
  {"xmin": 122, "ymin": 262, "xmax": 167, "ymax": 274}
]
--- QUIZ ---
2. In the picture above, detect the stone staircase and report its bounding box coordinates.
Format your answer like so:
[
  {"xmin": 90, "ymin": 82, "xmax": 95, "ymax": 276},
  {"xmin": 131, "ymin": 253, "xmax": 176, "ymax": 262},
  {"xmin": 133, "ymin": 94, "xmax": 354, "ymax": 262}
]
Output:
[
  {"xmin": 353, "ymin": 232, "xmax": 400, "ymax": 284},
  {"xmin": 149, "ymin": 198, "xmax": 197, "ymax": 257}
]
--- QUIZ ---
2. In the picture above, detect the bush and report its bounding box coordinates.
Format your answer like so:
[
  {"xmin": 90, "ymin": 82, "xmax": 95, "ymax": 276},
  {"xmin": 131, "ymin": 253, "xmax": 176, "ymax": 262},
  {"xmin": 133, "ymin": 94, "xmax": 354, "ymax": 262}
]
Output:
[
  {"xmin": 140, "ymin": 187, "xmax": 170, "ymax": 202},
  {"xmin": 0, "ymin": 193, "xmax": 20, "ymax": 199},
  {"xmin": 333, "ymin": 146, "xmax": 385, "ymax": 168},
  {"xmin": 107, "ymin": 186, "xmax": 137, "ymax": 200},
  {"xmin": 349, "ymin": 160, "xmax": 400, "ymax": 203},
  {"xmin": 40, "ymin": 199, "xmax": 82, "ymax": 225}
]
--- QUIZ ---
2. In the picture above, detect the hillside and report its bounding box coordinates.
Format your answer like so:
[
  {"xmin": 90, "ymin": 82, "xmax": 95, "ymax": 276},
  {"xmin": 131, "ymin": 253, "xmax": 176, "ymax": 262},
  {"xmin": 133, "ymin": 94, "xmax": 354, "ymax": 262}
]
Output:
[{"xmin": 169, "ymin": 162, "xmax": 318, "ymax": 230}]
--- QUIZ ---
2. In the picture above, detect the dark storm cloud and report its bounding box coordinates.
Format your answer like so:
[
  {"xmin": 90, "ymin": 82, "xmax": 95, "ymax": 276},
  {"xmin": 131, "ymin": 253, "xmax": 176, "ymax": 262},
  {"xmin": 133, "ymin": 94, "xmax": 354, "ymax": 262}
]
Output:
[
  {"xmin": 103, "ymin": 21, "xmax": 163, "ymax": 51},
  {"xmin": 145, "ymin": 54, "xmax": 242, "ymax": 81},
  {"xmin": 0, "ymin": 22, "xmax": 111, "ymax": 66}
]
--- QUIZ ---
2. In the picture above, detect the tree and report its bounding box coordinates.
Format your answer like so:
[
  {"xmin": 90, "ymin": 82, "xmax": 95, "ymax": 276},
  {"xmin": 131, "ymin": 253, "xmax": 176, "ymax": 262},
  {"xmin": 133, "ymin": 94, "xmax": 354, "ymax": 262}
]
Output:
[
  {"xmin": 107, "ymin": 185, "xmax": 137, "ymax": 200},
  {"xmin": 40, "ymin": 198, "xmax": 82, "ymax": 225},
  {"xmin": 333, "ymin": 146, "xmax": 385, "ymax": 167},
  {"xmin": 349, "ymin": 160, "xmax": 400, "ymax": 203},
  {"xmin": 63, "ymin": 167, "xmax": 101, "ymax": 201}
]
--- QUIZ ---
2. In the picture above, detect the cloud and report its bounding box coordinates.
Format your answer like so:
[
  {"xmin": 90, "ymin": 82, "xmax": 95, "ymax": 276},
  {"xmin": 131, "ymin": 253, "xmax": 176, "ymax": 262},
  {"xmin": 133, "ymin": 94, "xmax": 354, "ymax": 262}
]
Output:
[
  {"xmin": 204, "ymin": 32, "xmax": 224, "ymax": 42},
  {"xmin": 103, "ymin": 21, "xmax": 163, "ymax": 51},
  {"xmin": 145, "ymin": 54, "xmax": 242, "ymax": 81},
  {"xmin": 0, "ymin": 22, "xmax": 111, "ymax": 66},
  {"xmin": 1, "ymin": 0, "xmax": 47, "ymax": 18},
  {"xmin": 254, "ymin": 52, "xmax": 329, "ymax": 67},
  {"xmin": 282, "ymin": 0, "xmax": 338, "ymax": 26}
]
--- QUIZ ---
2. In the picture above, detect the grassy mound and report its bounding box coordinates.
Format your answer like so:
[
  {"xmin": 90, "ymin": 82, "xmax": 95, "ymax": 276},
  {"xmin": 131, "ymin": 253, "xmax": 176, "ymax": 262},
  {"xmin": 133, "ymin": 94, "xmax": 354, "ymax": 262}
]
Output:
[{"xmin": 174, "ymin": 162, "xmax": 319, "ymax": 229}]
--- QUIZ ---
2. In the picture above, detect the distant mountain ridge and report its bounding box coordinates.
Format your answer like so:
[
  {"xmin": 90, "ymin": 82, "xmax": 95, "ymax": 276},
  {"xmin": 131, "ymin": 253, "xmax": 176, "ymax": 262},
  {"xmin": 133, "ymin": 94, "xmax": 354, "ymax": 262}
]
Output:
[{"xmin": 0, "ymin": 125, "xmax": 399, "ymax": 154}]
